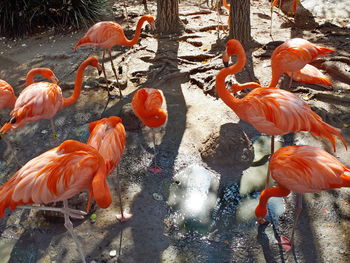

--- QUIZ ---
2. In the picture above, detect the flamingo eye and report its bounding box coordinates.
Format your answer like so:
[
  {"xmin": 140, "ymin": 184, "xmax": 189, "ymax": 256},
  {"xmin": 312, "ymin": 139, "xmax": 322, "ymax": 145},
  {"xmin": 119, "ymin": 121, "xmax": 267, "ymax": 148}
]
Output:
[{"xmin": 9, "ymin": 117, "xmax": 16, "ymax": 124}]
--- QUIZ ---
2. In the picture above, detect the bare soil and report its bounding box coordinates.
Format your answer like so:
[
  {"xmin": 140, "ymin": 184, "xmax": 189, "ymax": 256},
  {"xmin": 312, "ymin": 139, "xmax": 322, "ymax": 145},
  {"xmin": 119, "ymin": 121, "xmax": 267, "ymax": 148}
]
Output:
[{"xmin": 1, "ymin": 0, "xmax": 350, "ymax": 262}]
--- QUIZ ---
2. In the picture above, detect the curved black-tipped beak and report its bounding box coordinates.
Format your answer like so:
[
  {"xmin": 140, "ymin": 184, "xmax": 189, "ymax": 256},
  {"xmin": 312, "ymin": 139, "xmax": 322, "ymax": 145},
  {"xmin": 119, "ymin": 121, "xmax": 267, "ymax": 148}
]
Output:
[{"xmin": 223, "ymin": 61, "xmax": 229, "ymax": 67}]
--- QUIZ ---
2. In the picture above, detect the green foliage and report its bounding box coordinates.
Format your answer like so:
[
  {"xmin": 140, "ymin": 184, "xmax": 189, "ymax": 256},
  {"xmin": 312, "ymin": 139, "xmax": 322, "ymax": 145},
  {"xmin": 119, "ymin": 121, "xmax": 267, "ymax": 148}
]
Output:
[{"xmin": 0, "ymin": 0, "xmax": 107, "ymax": 38}]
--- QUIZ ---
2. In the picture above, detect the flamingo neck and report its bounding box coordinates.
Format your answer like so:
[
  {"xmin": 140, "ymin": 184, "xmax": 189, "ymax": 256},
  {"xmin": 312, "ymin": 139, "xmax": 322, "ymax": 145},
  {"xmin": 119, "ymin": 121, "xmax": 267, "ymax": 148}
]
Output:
[
  {"xmin": 63, "ymin": 59, "xmax": 90, "ymax": 108},
  {"xmin": 216, "ymin": 48, "xmax": 247, "ymax": 112},
  {"xmin": 123, "ymin": 16, "xmax": 149, "ymax": 46},
  {"xmin": 25, "ymin": 68, "xmax": 52, "ymax": 86},
  {"xmin": 255, "ymin": 187, "xmax": 291, "ymax": 218},
  {"xmin": 268, "ymin": 70, "xmax": 282, "ymax": 88}
]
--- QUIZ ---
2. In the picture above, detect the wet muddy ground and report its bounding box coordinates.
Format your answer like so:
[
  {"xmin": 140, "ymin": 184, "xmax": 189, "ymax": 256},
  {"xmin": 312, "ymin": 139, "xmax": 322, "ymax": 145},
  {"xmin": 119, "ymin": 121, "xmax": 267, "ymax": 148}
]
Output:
[{"xmin": 1, "ymin": 0, "xmax": 350, "ymax": 262}]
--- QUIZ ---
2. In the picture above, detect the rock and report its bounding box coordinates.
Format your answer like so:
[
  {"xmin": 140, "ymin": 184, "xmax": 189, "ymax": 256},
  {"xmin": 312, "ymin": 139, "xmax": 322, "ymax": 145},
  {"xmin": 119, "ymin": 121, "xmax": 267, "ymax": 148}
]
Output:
[
  {"xmin": 119, "ymin": 103, "xmax": 144, "ymax": 131},
  {"xmin": 200, "ymin": 123, "xmax": 254, "ymax": 169}
]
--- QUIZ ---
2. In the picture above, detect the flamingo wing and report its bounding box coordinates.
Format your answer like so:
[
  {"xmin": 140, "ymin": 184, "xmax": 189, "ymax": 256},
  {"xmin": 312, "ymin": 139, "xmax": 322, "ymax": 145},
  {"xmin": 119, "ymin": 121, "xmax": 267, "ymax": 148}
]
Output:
[
  {"xmin": 1, "ymin": 82, "xmax": 62, "ymax": 132},
  {"xmin": 87, "ymin": 117, "xmax": 126, "ymax": 175},
  {"xmin": 272, "ymin": 38, "xmax": 334, "ymax": 73},
  {"xmin": 74, "ymin": 22, "xmax": 124, "ymax": 50},
  {"xmin": 270, "ymin": 145, "xmax": 350, "ymax": 193},
  {"xmin": 236, "ymin": 88, "xmax": 345, "ymax": 151},
  {"xmin": 0, "ymin": 140, "xmax": 109, "ymax": 216}
]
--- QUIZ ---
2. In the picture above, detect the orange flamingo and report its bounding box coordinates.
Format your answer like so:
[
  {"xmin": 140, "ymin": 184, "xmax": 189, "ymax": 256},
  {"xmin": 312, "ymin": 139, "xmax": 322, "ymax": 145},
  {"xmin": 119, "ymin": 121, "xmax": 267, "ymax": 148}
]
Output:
[
  {"xmin": 87, "ymin": 116, "xmax": 131, "ymax": 221},
  {"xmin": 132, "ymin": 88, "xmax": 167, "ymax": 173},
  {"xmin": 1, "ymin": 69, "xmax": 58, "ymax": 110},
  {"xmin": 268, "ymin": 38, "xmax": 334, "ymax": 88},
  {"xmin": 255, "ymin": 145, "xmax": 350, "ymax": 249},
  {"xmin": 0, "ymin": 80, "xmax": 16, "ymax": 110},
  {"xmin": 218, "ymin": 39, "xmax": 346, "ymax": 155},
  {"xmin": 0, "ymin": 57, "xmax": 101, "ymax": 138},
  {"xmin": 0, "ymin": 140, "xmax": 111, "ymax": 263},
  {"xmin": 74, "ymin": 15, "xmax": 155, "ymax": 98}
]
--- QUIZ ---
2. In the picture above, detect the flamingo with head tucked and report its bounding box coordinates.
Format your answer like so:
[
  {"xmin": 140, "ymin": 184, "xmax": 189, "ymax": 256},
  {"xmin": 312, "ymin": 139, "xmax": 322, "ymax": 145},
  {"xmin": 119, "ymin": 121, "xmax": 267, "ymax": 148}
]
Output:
[
  {"xmin": 0, "ymin": 139, "xmax": 111, "ymax": 263},
  {"xmin": 74, "ymin": 15, "xmax": 155, "ymax": 98},
  {"xmin": 255, "ymin": 145, "xmax": 350, "ymax": 249},
  {"xmin": 87, "ymin": 116, "xmax": 131, "ymax": 221},
  {"xmin": 132, "ymin": 88, "xmax": 167, "ymax": 173}
]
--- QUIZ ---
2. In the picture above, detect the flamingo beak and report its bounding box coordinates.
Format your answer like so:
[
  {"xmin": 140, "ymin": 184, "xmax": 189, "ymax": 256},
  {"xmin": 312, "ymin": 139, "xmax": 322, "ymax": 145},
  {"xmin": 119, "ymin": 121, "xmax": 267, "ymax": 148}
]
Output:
[{"xmin": 223, "ymin": 50, "xmax": 229, "ymax": 67}]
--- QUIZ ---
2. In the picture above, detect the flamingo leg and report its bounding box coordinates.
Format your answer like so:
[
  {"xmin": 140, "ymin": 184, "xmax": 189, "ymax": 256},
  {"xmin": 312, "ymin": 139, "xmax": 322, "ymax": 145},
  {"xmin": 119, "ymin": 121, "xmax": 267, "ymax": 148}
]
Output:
[
  {"xmin": 50, "ymin": 119, "xmax": 58, "ymax": 142},
  {"xmin": 115, "ymin": 166, "xmax": 132, "ymax": 222},
  {"xmin": 17, "ymin": 204, "xmax": 87, "ymax": 219},
  {"xmin": 289, "ymin": 193, "xmax": 303, "ymax": 247},
  {"xmin": 266, "ymin": 135, "xmax": 275, "ymax": 188},
  {"xmin": 288, "ymin": 72, "xmax": 294, "ymax": 90},
  {"xmin": 108, "ymin": 50, "xmax": 123, "ymax": 98},
  {"xmin": 2, "ymin": 136, "xmax": 22, "ymax": 167},
  {"xmin": 63, "ymin": 200, "xmax": 87, "ymax": 263},
  {"xmin": 148, "ymin": 128, "xmax": 163, "ymax": 174},
  {"xmin": 101, "ymin": 50, "xmax": 113, "ymax": 99}
]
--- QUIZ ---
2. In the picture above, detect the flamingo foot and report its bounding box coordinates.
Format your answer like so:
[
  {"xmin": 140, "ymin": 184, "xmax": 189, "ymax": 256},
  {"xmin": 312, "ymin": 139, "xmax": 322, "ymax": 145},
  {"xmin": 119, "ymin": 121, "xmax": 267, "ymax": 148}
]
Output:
[
  {"xmin": 116, "ymin": 212, "xmax": 133, "ymax": 222},
  {"xmin": 148, "ymin": 165, "xmax": 163, "ymax": 174},
  {"xmin": 278, "ymin": 235, "xmax": 293, "ymax": 252}
]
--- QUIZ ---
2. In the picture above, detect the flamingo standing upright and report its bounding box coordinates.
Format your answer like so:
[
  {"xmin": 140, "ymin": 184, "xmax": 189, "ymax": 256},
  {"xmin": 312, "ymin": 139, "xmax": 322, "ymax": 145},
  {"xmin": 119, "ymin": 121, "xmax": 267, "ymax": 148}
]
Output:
[
  {"xmin": 132, "ymin": 88, "xmax": 167, "ymax": 174},
  {"xmin": 87, "ymin": 116, "xmax": 131, "ymax": 221},
  {"xmin": 217, "ymin": 39, "xmax": 346, "ymax": 159},
  {"xmin": 0, "ymin": 140, "xmax": 112, "ymax": 263},
  {"xmin": 255, "ymin": 145, "xmax": 350, "ymax": 248},
  {"xmin": 0, "ymin": 57, "xmax": 102, "ymax": 138},
  {"xmin": 74, "ymin": 15, "xmax": 155, "ymax": 98}
]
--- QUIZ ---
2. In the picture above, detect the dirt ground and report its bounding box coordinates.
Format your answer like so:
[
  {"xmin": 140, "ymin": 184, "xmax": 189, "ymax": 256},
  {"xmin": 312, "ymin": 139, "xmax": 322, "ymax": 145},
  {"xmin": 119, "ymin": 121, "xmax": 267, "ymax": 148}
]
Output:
[{"xmin": 1, "ymin": 0, "xmax": 350, "ymax": 262}]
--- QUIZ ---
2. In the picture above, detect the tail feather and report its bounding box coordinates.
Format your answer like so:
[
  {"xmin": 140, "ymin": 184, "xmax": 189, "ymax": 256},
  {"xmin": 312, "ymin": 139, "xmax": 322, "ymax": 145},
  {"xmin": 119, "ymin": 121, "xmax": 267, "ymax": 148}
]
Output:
[{"xmin": 312, "ymin": 119, "xmax": 347, "ymax": 152}]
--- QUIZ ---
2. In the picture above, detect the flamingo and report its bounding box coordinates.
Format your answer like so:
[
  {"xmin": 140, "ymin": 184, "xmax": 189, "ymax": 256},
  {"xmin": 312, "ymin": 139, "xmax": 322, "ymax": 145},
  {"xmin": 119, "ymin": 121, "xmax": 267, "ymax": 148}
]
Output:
[
  {"xmin": 1, "ymin": 69, "xmax": 58, "ymax": 110},
  {"xmin": 0, "ymin": 57, "xmax": 102, "ymax": 138},
  {"xmin": 217, "ymin": 39, "xmax": 346, "ymax": 158},
  {"xmin": 268, "ymin": 38, "xmax": 334, "ymax": 88},
  {"xmin": 74, "ymin": 15, "xmax": 155, "ymax": 98},
  {"xmin": 0, "ymin": 80, "xmax": 17, "ymax": 110},
  {"xmin": 132, "ymin": 88, "xmax": 167, "ymax": 174},
  {"xmin": 87, "ymin": 116, "xmax": 131, "ymax": 221},
  {"xmin": 0, "ymin": 140, "xmax": 112, "ymax": 263},
  {"xmin": 255, "ymin": 145, "xmax": 350, "ymax": 249}
]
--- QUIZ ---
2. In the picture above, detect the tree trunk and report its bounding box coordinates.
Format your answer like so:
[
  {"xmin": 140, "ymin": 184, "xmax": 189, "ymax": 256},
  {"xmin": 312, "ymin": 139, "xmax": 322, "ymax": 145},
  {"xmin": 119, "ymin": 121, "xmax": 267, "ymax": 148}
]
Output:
[
  {"xmin": 229, "ymin": 0, "xmax": 252, "ymax": 49},
  {"xmin": 156, "ymin": 0, "xmax": 183, "ymax": 34}
]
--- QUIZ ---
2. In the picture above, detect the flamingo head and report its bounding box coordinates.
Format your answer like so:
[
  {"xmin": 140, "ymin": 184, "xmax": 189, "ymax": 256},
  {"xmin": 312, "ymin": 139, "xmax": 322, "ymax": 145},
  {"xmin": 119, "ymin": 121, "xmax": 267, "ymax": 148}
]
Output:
[
  {"xmin": 223, "ymin": 39, "xmax": 244, "ymax": 67},
  {"xmin": 86, "ymin": 56, "xmax": 102, "ymax": 75},
  {"xmin": 39, "ymin": 69, "xmax": 59, "ymax": 84},
  {"xmin": 143, "ymin": 15, "xmax": 156, "ymax": 31},
  {"xmin": 255, "ymin": 205, "xmax": 268, "ymax": 224}
]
